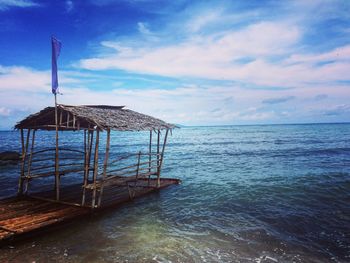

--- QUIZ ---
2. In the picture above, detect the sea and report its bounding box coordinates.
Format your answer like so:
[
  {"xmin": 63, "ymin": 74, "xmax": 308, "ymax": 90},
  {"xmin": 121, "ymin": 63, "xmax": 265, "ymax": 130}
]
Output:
[{"xmin": 0, "ymin": 124, "xmax": 349, "ymax": 263}]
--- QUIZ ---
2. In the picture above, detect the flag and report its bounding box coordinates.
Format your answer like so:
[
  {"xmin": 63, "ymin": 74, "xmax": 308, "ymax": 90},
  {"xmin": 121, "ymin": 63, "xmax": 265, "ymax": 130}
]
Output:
[{"xmin": 51, "ymin": 36, "xmax": 62, "ymax": 95}]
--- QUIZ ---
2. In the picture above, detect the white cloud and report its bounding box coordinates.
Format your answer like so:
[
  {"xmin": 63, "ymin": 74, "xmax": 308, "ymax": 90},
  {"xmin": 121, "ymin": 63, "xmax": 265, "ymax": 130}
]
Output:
[
  {"xmin": 186, "ymin": 9, "xmax": 222, "ymax": 33},
  {"xmin": 79, "ymin": 21, "xmax": 305, "ymax": 87},
  {"xmin": 137, "ymin": 22, "xmax": 151, "ymax": 35},
  {"xmin": 1, "ymin": 63, "xmax": 350, "ymax": 128},
  {"xmin": 0, "ymin": 0, "xmax": 39, "ymax": 10},
  {"xmin": 287, "ymin": 45, "xmax": 350, "ymax": 64},
  {"xmin": 0, "ymin": 65, "xmax": 49, "ymax": 92},
  {"xmin": 0, "ymin": 65, "xmax": 84, "ymax": 93},
  {"xmin": 65, "ymin": 0, "xmax": 73, "ymax": 13},
  {"xmin": 78, "ymin": 17, "xmax": 342, "ymax": 87},
  {"xmin": 323, "ymin": 104, "xmax": 350, "ymax": 116},
  {"xmin": 0, "ymin": 107, "xmax": 11, "ymax": 116}
]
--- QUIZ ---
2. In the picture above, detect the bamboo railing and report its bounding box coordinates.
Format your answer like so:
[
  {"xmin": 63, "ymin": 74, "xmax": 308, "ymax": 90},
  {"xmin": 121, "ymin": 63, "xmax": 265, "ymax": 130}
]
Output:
[{"xmin": 20, "ymin": 147, "xmax": 86, "ymax": 194}]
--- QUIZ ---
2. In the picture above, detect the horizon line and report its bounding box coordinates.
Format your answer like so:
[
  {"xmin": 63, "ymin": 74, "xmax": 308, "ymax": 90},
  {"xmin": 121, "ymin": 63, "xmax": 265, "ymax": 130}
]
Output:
[{"xmin": 1, "ymin": 121, "xmax": 350, "ymax": 131}]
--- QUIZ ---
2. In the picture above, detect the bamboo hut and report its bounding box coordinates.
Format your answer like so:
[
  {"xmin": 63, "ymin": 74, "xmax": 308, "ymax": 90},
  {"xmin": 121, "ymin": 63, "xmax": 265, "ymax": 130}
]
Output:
[
  {"xmin": 13, "ymin": 104, "xmax": 179, "ymax": 209},
  {"xmin": 0, "ymin": 104, "xmax": 180, "ymax": 243}
]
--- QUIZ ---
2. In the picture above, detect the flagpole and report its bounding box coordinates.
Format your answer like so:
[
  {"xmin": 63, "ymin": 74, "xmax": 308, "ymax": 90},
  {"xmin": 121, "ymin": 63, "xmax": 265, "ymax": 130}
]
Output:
[
  {"xmin": 52, "ymin": 36, "xmax": 61, "ymax": 201},
  {"xmin": 54, "ymin": 93, "xmax": 59, "ymax": 200}
]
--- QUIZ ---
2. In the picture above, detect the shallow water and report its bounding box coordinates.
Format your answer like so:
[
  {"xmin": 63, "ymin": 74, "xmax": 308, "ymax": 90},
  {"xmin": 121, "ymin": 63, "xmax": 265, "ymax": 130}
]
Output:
[{"xmin": 0, "ymin": 124, "xmax": 350, "ymax": 262}]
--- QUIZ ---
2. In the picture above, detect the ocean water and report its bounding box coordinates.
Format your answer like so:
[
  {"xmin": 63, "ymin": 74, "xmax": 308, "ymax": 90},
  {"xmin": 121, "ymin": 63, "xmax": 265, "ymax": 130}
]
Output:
[{"xmin": 0, "ymin": 124, "xmax": 350, "ymax": 262}]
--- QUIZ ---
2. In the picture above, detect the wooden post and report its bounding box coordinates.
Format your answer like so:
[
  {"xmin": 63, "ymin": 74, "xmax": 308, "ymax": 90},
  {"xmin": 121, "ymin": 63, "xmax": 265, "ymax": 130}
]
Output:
[
  {"xmin": 156, "ymin": 130, "xmax": 160, "ymax": 186},
  {"xmin": 18, "ymin": 129, "xmax": 30, "ymax": 195},
  {"xmin": 66, "ymin": 112, "xmax": 70, "ymax": 127},
  {"xmin": 54, "ymin": 94, "xmax": 60, "ymax": 201},
  {"xmin": 59, "ymin": 110, "xmax": 63, "ymax": 126},
  {"xmin": 157, "ymin": 129, "xmax": 169, "ymax": 187},
  {"xmin": 149, "ymin": 130, "xmax": 152, "ymax": 173},
  {"xmin": 83, "ymin": 130, "xmax": 87, "ymax": 183},
  {"xmin": 24, "ymin": 129, "xmax": 36, "ymax": 194},
  {"xmin": 73, "ymin": 115, "xmax": 76, "ymax": 128},
  {"xmin": 87, "ymin": 130, "xmax": 94, "ymax": 181},
  {"xmin": 148, "ymin": 130, "xmax": 152, "ymax": 186},
  {"xmin": 136, "ymin": 151, "xmax": 142, "ymax": 193},
  {"xmin": 98, "ymin": 129, "xmax": 110, "ymax": 207},
  {"xmin": 91, "ymin": 129, "xmax": 100, "ymax": 208},
  {"xmin": 82, "ymin": 130, "xmax": 92, "ymax": 206}
]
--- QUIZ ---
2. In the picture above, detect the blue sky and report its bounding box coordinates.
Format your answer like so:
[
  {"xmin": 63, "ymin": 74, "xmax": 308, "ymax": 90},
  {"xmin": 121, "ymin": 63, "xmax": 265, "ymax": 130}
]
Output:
[{"xmin": 0, "ymin": 0, "xmax": 350, "ymax": 129}]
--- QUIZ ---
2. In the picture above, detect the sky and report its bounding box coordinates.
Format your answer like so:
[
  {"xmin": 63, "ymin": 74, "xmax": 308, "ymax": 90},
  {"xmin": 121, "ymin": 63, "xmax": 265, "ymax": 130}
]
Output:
[{"xmin": 0, "ymin": 0, "xmax": 350, "ymax": 129}]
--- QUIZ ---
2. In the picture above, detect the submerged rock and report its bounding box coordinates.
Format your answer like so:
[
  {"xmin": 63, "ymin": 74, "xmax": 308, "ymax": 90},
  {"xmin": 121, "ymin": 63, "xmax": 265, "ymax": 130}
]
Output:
[{"xmin": 0, "ymin": 151, "xmax": 21, "ymax": 166}]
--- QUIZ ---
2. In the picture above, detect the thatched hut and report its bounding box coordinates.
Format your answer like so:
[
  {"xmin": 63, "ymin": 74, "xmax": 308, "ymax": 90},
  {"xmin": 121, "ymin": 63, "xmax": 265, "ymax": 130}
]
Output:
[{"xmin": 14, "ymin": 104, "xmax": 178, "ymax": 209}]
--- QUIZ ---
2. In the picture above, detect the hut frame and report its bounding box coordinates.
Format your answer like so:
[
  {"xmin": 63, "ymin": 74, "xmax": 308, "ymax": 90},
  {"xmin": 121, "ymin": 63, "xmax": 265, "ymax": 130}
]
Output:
[{"xmin": 15, "ymin": 105, "xmax": 176, "ymax": 209}]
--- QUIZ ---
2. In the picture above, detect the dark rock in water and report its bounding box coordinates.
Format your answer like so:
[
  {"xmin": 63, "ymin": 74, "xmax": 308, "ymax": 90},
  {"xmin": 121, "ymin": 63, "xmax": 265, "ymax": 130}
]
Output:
[
  {"xmin": 0, "ymin": 151, "xmax": 21, "ymax": 166},
  {"xmin": 0, "ymin": 151, "xmax": 21, "ymax": 161}
]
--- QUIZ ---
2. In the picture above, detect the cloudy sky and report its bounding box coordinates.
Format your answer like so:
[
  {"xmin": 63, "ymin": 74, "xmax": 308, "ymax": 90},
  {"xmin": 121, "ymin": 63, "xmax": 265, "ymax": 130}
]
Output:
[{"xmin": 0, "ymin": 0, "xmax": 350, "ymax": 129}]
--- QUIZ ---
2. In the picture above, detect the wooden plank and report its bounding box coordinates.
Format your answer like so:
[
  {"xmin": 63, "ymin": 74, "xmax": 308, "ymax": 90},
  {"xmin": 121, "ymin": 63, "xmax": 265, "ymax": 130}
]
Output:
[{"xmin": 0, "ymin": 177, "xmax": 180, "ymax": 244}]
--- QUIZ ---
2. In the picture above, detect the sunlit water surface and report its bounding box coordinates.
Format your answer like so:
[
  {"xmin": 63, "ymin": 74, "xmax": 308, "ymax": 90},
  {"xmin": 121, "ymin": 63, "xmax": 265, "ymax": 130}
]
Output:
[{"xmin": 0, "ymin": 124, "xmax": 349, "ymax": 262}]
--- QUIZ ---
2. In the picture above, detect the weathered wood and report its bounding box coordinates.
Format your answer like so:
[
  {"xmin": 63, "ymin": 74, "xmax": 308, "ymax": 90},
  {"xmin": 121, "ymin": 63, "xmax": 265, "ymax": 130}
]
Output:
[
  {"xmin": 15, "ymin": 105, "xmax": 176, "ymax": 131},
  {"xmin": 18, "ymin": 129, "xmax": 30, "ymax": 195},
  {"xmin": 10, "ymin": 104, "xmax": 178, "ymax": 243},
  {"xmin": 82, "ymin": 130, "xmax": 90, "ymax": 206},
  {"xmin": 157, "ymin": 129, "xmax": 169, "ymax": 187},
  {"xmin": 1, "ymin": 178, "xmax": 180, "ymax": 244},
  {"xmin": 59, "ymin": 110, "xmax": 63, "ymax": 125},
  {"xmin": 98, "ymin": 129, "xmax": 111, "ymax": 207},
  {"xmin": 83, "ymin": 130, "xmax": 87, "ymax": 182},
  {"xmin": 156, "ymin": 129, "xmax": 160, "ymax": 185},
  {"xmin": 106, "ymin": 159, "xmax": 158, "ymax": 175},
  {"xmin": 87, "ymin": 130, "xmax": 94, "ymax": 180},
  {"xmin": 22, "ymin": 125, "xmax": 95, "ymax": 131},
  {"xmin": 66, "ymin": 112, "xmax": 70, "ymax": 128},
  {"xmin": 20, "ymin": 129, "xmax": 25, "ymax": 154},
  {"xmin": 91, "ymin": 130, "xmax": 100, "ymax": 208},
  {"xmin": 109, "ymin": 153, "xmax": 136, "ymax": 165},
  {"xmin": 149, "ymin": 130, "xmax": 152, "ymax": 173},
  {"xmin": 17, "ymin": 129, "xmax": 25, "ymax": 195},
  {"xmin": 25, "ymin": 168, "xmax": 86, "ymax": 179},
  {"xmin": 28, "ymin": 195, "xmax": 88, "ymax": 208},
  {"xmin": 131, "ymin": 151, "xmax": 142, "ymax": 198},
  {"xmin": 24, "ymin": 129, "xmax": 36, "ymax": 194}
]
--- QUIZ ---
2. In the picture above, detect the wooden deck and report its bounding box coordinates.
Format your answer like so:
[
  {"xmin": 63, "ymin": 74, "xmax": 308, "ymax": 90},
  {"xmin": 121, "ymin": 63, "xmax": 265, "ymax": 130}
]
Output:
[{"xmin": 0, "ymin": 178, "xmax": 180, "ymax": 244}]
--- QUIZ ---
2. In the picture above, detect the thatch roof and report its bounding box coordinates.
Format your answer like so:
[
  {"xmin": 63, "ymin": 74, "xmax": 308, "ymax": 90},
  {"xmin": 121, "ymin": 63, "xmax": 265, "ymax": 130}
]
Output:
[{"xmin": 15, "ymin": 105, "xmax": 176, "ymax": 131}]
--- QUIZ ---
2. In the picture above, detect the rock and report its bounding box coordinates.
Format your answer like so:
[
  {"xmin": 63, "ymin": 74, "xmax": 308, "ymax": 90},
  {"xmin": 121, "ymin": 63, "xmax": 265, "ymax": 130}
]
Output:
[{"xmin": 0, "ymin": 151, "xmax": 21, "ymax": 161}]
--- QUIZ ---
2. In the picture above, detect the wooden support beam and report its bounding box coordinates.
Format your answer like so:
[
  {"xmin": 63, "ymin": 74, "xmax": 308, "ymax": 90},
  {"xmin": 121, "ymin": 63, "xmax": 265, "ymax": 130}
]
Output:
[
  {"xmin": 87, "ymin": 130, "xmax": 94, "ymax": 181},
  {"xmin": 24, "ymin": 129, "xmax": 36, "ymax": 194},
  {"xmin": 82, "ymin": 130, "xmax": 93, "ymax": 206},
  {"xmin": 157, "ymin": 129, "xmax": 169, "ymax": 187},
  {"xmin": 149, "ymin": 130, "xmax": 152, "ymax": 173},
  {"xmin": 148, "ymin": 130, "xmax": 152, "ymax": 186},
  {"xmin": 130, "ymin": 151, "xmax": 142, "ymax": 199},
  {"xmin": 98, "ymin": 129, "xmax": 111, "ymax": 207},
  {"xmin": 17, "ymin": 129, "xmax": 29, "ymax": 195},
  {"xmin": 59, "ymin": 110, "xmax": 63, "ymax": 126},
  {"xmin": 83, "ymin": 130, "xmax": 87, "ymax": 184},
  {"xmin": 156, "ymin": 130, "xmax": 160, "ymax": 185},
  {"xmin": 91, "ymin": 130, "xmax": 100, "ymax": 208},
  {"xmin": 66, "ymin": 112, "xmax": 70, "ymax": 128}
]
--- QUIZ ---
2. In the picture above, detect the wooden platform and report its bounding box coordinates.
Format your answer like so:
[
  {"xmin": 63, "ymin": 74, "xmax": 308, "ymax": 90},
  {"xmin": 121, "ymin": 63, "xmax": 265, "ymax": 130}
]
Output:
[{"xmin": 0, "ymin": 178, "xmax": 180, "ymax": 244}]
